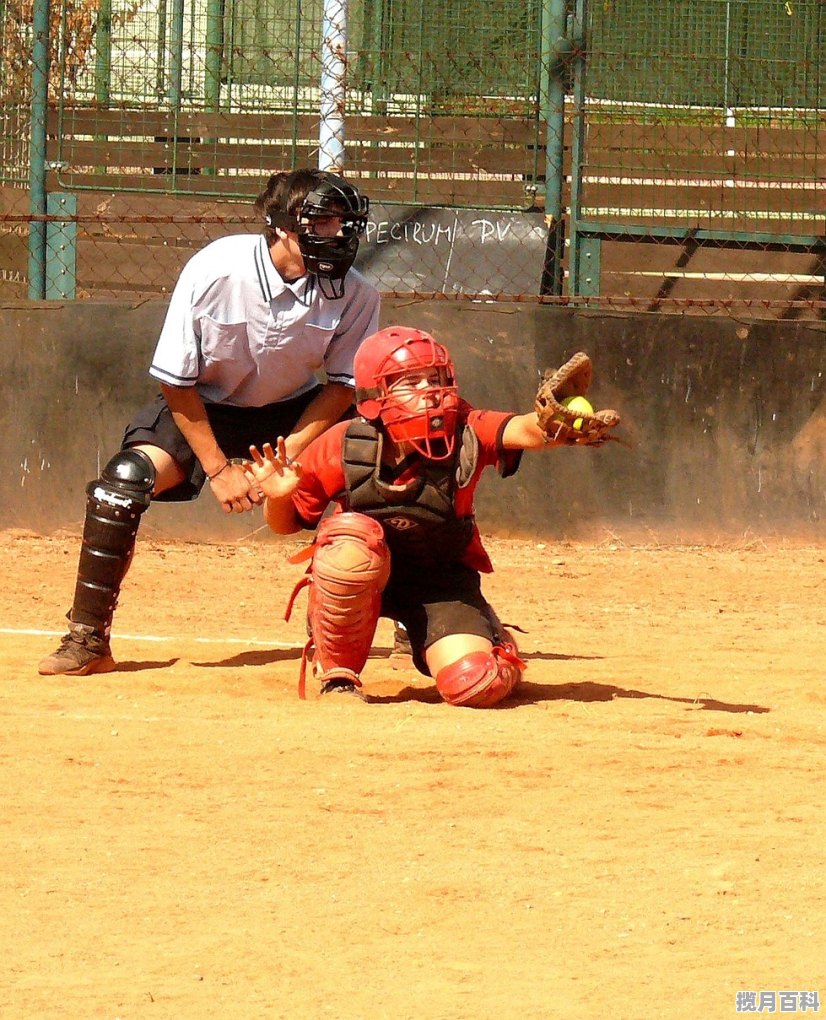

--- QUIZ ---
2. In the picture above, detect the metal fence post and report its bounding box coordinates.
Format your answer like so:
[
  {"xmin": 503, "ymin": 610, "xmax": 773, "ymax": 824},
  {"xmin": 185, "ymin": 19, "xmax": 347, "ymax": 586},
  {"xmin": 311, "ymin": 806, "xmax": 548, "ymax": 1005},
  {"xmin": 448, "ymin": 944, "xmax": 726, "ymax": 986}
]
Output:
[
  {"xmin": 168, "ymin": 0, "xmax": 185, "ymax": 108},
  {"xmin": 568, "ymin": 0, "xmax": 589, "ymax": 297},
  {"xmin": 203, "ymin": 0, "xmax": 224, "ymax": 176},
  {"xmin": 165, "ymin": 0, "xmax": 185, "ymax": 176},
  {"xmin": 45, "ymin": 192, "xmax": 77, "ymax": 299},
  {"xmin": 28, "ymin": 0, "xmax": 50, "ymax": 300},
  {"xmin": 320, "ymin": 0, "xmax": 347, "ymax": 171},
  {"xmin": 205, "ymin": 0, "xmax": 224, "ymax": 110},
  {"xmin": 576, "ymin": 234, "xmax": 601, "ymax": 299},
  {"xmin": 538, "ymin": 0, "xmax": 569, "ymax": 296},
  {"xmin": 95, "ymin": 0, "xmax": 113, "ymax": 105}
]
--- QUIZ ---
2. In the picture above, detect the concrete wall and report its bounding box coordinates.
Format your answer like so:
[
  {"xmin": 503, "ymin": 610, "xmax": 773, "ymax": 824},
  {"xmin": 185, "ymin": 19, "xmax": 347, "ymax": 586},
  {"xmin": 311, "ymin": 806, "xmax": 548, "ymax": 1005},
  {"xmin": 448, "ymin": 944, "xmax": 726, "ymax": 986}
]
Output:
[{"xmin": 1, "ymin": 299, "xmax": 824, "ymax": 542}]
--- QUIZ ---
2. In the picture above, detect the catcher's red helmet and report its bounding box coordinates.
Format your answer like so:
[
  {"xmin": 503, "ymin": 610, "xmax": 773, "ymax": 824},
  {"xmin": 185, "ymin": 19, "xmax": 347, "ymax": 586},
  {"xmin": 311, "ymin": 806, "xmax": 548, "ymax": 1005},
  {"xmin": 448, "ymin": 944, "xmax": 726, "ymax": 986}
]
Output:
[{"xmin": 354, "ymin": 326, "xmax": 460, "ymax": 460}]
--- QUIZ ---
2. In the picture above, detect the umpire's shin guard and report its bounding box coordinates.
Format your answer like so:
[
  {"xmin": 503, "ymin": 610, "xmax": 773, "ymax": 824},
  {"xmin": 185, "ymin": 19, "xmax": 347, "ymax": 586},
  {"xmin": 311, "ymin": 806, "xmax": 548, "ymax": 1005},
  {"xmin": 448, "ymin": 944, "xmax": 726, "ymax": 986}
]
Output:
[{"xmin": 70, "ymin": 449, "xmax": 154, "ymax": 634}]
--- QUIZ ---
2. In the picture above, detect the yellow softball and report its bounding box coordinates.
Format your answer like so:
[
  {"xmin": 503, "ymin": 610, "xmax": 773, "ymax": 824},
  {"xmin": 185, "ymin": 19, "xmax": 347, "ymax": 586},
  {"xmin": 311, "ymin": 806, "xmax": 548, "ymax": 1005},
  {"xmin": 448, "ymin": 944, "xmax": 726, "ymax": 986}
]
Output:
[{"xmin": 562, "ymin": 395, "xmax": 594, "ymax": 430}]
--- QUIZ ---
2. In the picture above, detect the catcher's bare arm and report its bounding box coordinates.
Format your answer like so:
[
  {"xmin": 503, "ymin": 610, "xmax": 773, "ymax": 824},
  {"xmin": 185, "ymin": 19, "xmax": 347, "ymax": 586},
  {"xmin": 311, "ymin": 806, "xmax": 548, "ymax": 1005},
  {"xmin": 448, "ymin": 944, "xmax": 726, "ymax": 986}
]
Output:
[
  {"xmin": 531, "ymin": 351, "xmax": 621, "ymax": 447},
  {"xmin": 502, "ymin": 410, "xmax": 562, "ymax": 449}
]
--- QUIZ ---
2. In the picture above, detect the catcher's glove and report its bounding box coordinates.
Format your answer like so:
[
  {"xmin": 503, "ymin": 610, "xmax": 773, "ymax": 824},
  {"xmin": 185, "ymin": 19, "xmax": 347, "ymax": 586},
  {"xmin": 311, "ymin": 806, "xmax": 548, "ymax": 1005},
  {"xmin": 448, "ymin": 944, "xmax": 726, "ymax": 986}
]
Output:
[{"xmin": 535, "ymin": 351, "xmax": 622, "ymax": 446}]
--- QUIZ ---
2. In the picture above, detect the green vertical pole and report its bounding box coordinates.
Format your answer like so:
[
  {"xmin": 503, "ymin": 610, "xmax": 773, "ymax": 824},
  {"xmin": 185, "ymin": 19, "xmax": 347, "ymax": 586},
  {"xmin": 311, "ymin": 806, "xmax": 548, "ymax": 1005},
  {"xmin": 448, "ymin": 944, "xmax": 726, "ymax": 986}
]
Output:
[
  {"xmin": 290, "ymin": 0, "xmax": 303, "ymax": 159},
  {"xmin": 538, "ymin": 0, "xmax": 568, "ymax": 296},
  {"xmin": 169, "ymin": 0, "xmax": 185, "ymax": 107},
  {"xmin": 95, "ymin": 0, "xmax": 112, "ymax": 105},
  {"xmin": 203, "ymin": 0, "xmax": 223, "ymax": 176},
  {"xmin": 168, "ymin": 0, "xmax": 185, "ymax": 174},
  {"xmin": 575, "ymin": 235, "xmax": 601, "ymax": 298},
  {"xmin": 224, "ymin": 0, "xmax": 236, "ymax": 108},
  {"xmin": 93, "ymin": 0, "xmax": 113, "ymax": 176},
  {"xmin": 568, "ymin": 0, "xmax": 589, "ymax": 296},
  {"xmin": 369, "ymin": 0, "xmax": 388, "ymax": 115},
  {"xmin": 28, "ymin": 0, "xmax": 49, "ymax": 299},
  {"xmin": 412, "ymin": 0, "xmax": 425, "ymax": 198},
  {"xmin": 204, "ymin": 0, "xmax": 223, "ymax": 110},
  {"xmin": 156, "ymin": 0, "xmax": 168, "ymax": 99},
  {"xmin": 0, "ymin": 0, "xmax": 6, "ymax": 79},
  {"xmin": 363, "ymin": 0, "xmax": 387, "ymax": 179},
  {"xmin": 46, "ymin": 192, "xmax": 77, "ymax": 299}
]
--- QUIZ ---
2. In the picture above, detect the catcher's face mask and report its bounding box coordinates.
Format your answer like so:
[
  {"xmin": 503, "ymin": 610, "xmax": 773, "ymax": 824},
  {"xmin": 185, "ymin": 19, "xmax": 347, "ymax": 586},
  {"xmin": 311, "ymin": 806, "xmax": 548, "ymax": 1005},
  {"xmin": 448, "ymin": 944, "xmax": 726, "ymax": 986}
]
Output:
[{"xmin": 354, "ymin": 326, "xmax": 460, "ymax": 460}]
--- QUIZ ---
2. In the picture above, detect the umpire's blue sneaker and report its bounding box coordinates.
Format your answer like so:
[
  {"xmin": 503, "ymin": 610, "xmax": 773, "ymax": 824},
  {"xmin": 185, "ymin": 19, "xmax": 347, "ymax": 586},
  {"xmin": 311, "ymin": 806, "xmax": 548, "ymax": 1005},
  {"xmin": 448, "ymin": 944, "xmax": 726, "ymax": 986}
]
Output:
[{"xmin": 38, "ymin": 622, "xmax": 115, "ymax": 676}]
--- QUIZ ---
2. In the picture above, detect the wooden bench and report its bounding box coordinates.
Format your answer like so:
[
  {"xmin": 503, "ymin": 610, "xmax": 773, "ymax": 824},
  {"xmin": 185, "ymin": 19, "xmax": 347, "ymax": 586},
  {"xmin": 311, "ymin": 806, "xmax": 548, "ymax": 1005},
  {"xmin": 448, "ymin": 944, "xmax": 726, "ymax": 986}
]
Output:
[
  {"xmin": 46, "ymin": 106, "xmax": 824, "ymax": 226},
  {"xmin": 576, "ymin": 121, "xmax": 824, "ymax": 233},
  {"xmin": 46, "ymin": 107, "xmax": 543, "ymax": 210},
  {"xmin": 31, "ymin": 107, "xmax": 826, "ymax": 305}
]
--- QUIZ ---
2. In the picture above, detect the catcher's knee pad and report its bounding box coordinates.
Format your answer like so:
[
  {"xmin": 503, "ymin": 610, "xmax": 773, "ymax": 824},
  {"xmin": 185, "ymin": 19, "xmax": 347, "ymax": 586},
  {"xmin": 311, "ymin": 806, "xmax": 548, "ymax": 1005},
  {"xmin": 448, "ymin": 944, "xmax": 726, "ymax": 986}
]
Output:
[
  {"xmin": 307, "ymin": 512, "xmax": 390, "ymax": 685},
  {"xmin": 72, "ymin": 449, "xmax": 155, "ymax": 630},
  {"xmin": 435, "ymin": 643, "xmax": 525, "ymax": 709}
]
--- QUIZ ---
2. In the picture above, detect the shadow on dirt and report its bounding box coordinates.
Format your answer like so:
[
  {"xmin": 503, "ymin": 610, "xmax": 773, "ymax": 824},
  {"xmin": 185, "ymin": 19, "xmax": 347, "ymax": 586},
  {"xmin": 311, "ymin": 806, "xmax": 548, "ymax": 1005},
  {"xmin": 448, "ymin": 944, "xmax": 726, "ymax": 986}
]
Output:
[
  {"xmin": 369, "ymin": 680, "xmax": 769, "ymax": 714},
  {"xmin": 520, "ymin": 650, "xmax": 602, "ymax": 661},
  {"xmin": 180, "ymin": 646, "xmax": 597, "ymax": 671},
  {"xmin": 110, "ymin": 658, "xmax": 178, "ymax": 672},
  {"xmin": 191, "ymin": 648, "xmax": 304, "ymax": 668},
  {"xmin": 512, "ymin": 680, "xmax": 770, "ymax": 714}
]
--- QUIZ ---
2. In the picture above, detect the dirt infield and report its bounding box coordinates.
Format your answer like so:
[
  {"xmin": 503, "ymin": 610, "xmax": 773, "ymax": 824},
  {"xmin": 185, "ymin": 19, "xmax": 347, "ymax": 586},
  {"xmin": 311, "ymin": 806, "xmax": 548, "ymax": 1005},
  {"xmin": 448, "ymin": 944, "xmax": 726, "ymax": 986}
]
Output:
[{"xmin": 2, "ymin": 528, "xmax": 824, "ymax": 1019}]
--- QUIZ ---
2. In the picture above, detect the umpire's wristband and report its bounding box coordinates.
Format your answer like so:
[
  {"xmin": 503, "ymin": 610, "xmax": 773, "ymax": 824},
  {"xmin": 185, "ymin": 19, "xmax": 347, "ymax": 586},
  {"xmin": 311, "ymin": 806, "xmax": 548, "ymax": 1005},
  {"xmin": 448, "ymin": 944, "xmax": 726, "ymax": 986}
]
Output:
[{"xmin": 207, "ymin": 460, "xmax": 231, "ymax": 481}]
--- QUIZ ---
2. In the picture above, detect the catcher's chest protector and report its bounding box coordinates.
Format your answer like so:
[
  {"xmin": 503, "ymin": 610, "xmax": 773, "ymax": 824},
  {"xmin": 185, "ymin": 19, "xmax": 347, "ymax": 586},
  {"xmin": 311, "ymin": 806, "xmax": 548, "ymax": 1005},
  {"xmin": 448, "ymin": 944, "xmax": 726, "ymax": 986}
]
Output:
[
  {"xmin": 341, "ymin": 420, "xmax": 476, "ymax": 565},
  {"xmin": 305, "ymin": 512, "xmax": 390, "ymax": 692}
]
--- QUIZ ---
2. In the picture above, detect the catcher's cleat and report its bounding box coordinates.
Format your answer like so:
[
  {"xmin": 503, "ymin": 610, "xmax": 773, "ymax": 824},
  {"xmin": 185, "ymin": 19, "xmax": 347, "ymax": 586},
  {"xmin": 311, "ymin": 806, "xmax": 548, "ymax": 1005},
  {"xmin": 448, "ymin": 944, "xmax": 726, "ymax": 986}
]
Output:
[
  {"xmin": 38, "ymin": 622, "xmax": 115, "ymax": 676},
  {"xmin": 319, "ymin": 676, "xmax": 367, "ymax": 699}
]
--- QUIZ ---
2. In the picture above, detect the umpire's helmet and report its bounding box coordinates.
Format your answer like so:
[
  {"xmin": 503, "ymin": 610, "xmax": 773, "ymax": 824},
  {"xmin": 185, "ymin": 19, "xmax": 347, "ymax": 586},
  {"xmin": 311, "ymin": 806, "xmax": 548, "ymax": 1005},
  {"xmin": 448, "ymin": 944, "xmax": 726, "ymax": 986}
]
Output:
[
  {"xmin": 296, "ymin": 173, "xmax": 369, "ymax": 297},
  {"xmin": 354, "ymin": 326, "xmax": 460, "ymax": 460},
  {"xmin": 256, "ymin": 169, "xmax": 369, "ymax": 298}
]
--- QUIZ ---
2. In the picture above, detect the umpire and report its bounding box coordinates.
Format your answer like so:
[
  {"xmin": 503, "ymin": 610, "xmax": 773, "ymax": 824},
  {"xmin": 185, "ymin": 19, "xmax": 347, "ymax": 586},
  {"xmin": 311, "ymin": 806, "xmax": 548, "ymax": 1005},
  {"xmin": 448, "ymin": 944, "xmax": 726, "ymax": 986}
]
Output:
[{"xmin": 39, "ymin": 168, "xmax": 380, "ymax": 676}]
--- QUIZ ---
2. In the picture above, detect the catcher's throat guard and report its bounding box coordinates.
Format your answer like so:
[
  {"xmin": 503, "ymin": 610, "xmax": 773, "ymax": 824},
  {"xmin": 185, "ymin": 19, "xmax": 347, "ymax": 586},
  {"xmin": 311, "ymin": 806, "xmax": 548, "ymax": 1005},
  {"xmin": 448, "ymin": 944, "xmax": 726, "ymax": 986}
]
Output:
[{"xmin": 285, "ymin": 512, "xmax": 390, "ymax": 698}]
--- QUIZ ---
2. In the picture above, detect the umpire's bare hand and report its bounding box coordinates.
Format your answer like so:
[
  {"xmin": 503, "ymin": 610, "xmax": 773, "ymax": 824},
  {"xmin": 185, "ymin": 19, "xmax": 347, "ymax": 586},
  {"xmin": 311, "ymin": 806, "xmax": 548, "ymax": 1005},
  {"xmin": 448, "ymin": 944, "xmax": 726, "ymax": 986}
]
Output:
[{"xmin": 208, "ymin": 460, "xmax": 264, "ymax": 514}]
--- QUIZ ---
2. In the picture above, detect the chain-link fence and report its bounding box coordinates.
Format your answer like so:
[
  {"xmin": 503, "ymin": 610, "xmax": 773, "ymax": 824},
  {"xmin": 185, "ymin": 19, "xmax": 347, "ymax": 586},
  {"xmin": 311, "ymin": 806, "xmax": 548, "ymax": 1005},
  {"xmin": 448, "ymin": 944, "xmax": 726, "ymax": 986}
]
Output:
[
  {"xmin": 570, "ymin": 0, "xmax": 825, "ymax": 318},
  {"xmin": 1, "ymin": 0, "xmax": 824, "ymax": 317}
]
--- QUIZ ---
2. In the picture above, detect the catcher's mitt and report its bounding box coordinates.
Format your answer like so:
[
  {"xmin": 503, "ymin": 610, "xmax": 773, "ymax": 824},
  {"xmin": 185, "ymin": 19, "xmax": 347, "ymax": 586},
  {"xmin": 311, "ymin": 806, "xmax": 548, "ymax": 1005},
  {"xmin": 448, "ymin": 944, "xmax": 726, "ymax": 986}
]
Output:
[{"xmin": 535, "ymin": 351, "xmax": 622, "ymax": 446}]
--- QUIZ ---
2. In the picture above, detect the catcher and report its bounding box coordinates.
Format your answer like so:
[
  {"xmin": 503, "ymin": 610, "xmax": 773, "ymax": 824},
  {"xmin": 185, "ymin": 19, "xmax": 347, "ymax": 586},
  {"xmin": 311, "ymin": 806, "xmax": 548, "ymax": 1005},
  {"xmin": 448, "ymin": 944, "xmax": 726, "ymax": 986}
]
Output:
[{"xmin": 246, "ymin": 326, "xmax": 620, "ymax": 708}]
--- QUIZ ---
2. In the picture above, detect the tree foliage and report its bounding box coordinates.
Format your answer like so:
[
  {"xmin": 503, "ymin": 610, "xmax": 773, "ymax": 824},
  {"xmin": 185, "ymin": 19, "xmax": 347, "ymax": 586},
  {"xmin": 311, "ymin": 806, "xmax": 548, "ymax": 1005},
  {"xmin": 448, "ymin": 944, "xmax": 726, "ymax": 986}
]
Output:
[{"xmin": 1, "ymin": 0, "xmax": 145, "ymax": 101}]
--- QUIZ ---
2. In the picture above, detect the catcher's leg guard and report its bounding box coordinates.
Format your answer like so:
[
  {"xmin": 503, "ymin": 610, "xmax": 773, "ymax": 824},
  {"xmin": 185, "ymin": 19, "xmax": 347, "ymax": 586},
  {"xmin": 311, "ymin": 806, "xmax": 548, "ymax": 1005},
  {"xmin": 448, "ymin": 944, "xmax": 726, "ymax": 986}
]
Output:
[
  {"xmin": 305, "ymin": 512, "xmax": 390, "ymax": 695},
  {"xmin": 70, "ymin": 449, "xmax": 155, "ymax": 633},
  {"xmin": 435, "ymin": 643, "xmax": 525, "ymax": 709}
]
